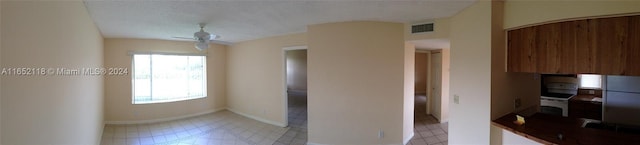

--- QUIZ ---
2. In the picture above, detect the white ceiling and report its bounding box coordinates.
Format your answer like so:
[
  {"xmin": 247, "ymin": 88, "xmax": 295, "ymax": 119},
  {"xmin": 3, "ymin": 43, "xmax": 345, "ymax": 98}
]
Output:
[{"xmin": 84, "ymin": 0, "xmax": 475, "ymax": 44}]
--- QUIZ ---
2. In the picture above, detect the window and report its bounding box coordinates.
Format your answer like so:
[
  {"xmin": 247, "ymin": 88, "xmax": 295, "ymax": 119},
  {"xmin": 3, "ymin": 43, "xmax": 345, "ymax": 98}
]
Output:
[
  {"xmin": 133, "ymin": 54, "xmax": 206, "ymax": 104},
  {"xmin": 579, "ymin": 74, "xmax": 602, "ymax": 89}
]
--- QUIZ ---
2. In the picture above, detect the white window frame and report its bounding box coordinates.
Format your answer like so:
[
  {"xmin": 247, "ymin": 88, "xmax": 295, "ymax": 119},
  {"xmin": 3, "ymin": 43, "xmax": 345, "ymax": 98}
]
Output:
[{"xmin": 131, "ymin": 52, "xmax": 207, "ymax": 104}]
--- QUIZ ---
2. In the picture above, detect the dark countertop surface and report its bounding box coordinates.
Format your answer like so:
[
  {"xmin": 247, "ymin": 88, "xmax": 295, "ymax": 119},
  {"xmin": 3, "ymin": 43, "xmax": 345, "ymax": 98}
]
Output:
[
  {"xmin": 492, "ymin": 113, "xmax": 640, "ymax": 145},
  {"xmin": 570, "ymin": 94, "xmax": 602, "ymax": 103}
]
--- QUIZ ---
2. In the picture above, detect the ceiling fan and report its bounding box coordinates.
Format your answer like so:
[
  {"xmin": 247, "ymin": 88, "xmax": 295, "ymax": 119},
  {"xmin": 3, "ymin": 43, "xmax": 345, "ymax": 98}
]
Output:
[{"xmin": 173, "ymin": 23, "xmax": 229, "ymax": 51}]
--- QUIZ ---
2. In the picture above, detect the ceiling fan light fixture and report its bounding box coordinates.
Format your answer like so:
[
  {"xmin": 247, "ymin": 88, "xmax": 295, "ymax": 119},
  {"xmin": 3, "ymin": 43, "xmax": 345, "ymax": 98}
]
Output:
[{"xmin": 195, "ymin": 41, "xmax": 209, "ymax": 51}]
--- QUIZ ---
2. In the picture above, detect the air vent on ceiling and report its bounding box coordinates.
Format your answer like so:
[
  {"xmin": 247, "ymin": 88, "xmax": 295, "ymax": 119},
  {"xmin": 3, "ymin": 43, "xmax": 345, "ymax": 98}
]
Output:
[{"xmin": 411, "ymin": 23, "xmax": 434, "ymax": 33}]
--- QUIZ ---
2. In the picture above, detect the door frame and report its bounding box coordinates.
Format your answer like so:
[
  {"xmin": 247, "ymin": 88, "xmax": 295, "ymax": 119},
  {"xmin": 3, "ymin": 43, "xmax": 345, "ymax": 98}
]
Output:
[
  {"xmin": 282, "ymin": 45, "xmax": 307, "ymax": 127},
  {"xmin": 426, "ymin": 51, "xmax": 432, "ymax": 114}
]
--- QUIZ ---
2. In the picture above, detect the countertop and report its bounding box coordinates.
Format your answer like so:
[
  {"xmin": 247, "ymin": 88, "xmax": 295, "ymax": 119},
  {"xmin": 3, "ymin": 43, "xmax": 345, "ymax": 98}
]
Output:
[
  {"xmin": 570, "ymin": 94, "xmax": 602, "ymax": 102},
  {"xmin": 492, "ymin": 113, "xmax": 640, "ymax": 145}
]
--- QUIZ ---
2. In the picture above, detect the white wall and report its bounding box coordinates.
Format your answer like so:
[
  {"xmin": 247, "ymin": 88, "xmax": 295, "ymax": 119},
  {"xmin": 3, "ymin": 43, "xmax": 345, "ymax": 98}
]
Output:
[
  {"xmin": 103, "ymin": 38, "xmax": 227, "ymax": 123},
  {"xmin": 403, "ymin": 43, "xmax": 416, "ymax": 144},
  {"xmin": 440, "ymin": 49, "xmax": 451, "ymax": 123},
  {"xmin": 1, "ymin": 1, "xmax": 104, "ymax": 144},
  {"xmin": 490, "ymin": 1, "xmax": 543, "ymax": 143},
  {"xmin": 0, "ymin": 1, "xmax": 3, "ymax": 143},
  {"xmin": 449, "ymin": 1, "xmax": 493, "ymax": 144},
  {"xmin": 307, "ymin": 21, "xmax": 408, "ymax": 144},
  {"xmin": 227, "ymin": 33, "xmax": 306, "ymax": 127}
]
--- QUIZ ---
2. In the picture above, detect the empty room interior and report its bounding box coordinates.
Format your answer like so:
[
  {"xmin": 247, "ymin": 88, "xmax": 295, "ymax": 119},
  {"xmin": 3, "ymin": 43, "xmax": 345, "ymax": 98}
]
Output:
[{"xmin": 2, "ymin": 1, "xmax": 640, "ymax": 145}]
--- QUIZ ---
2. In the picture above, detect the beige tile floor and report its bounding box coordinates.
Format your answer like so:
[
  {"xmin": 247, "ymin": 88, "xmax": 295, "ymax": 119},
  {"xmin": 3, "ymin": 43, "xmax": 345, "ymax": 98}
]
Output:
[
  {"xmin": 408, "ymin": 95, "xmax": 449, "ymax": 145},
  {"xmin": 273, "ymin": 93, "xmax": 308, "ymax": 145},
  {"xmin": 100, "ymin": 94, "xmax": 445, "ymax": 145},
  {"xmin": 100, "ymin": 110, "xmax": 288, "ymax": 145}
]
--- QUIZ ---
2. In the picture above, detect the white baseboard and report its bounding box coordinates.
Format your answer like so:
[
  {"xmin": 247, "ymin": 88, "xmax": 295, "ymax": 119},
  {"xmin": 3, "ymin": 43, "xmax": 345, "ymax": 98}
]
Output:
[
  {"xmin": 226, "ymin": 108, "xmax": 287, "ymax": 127},
  {"xmin": 309, "ymin": 137, "xmax": 412, "ymax": 145},
  {"xmin": 404, "ymin": 132, "xmax": 415, "ymax": 145},
  {"xmin": 306, "ymin": 142, "xmax": 327, "ymax": 145},
  {"xmin": 98, "ymin": 122, "xmax": 106, "ymax": 145},
  {"xmin": 104, "ymin": 108, "xmax": 225, "ymax": 125}
]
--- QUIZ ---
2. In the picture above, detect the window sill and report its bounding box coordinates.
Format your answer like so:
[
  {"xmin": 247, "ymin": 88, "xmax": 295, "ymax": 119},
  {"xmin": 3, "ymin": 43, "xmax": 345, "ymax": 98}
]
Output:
[{"xmin": 133, "ymin": 96, "xmax": 207, "ymax": 105}]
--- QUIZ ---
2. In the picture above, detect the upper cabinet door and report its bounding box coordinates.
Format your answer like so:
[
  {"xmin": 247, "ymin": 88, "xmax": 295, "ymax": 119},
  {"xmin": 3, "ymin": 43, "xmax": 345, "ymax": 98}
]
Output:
[
  {"xmin": 595, "ymin": 16, "xmax": 630, "ymax": 75},
  {"xmin": 559, "ymin": 21, "xmax": 581, "ymax": 74},
  {"xmin": 575, "ymin": 20, "xmax": 597, "ymax": 74},
  {"xmin": 627, "ymin": 16, "xmax": 640, "ymax": 76},
  {"xmin": 508, "ymin": 26, "xmax": 537, "ymax": 73},
  {"xmin": 507, "ymin": 29, "xmax": 521, "ymax": 72},
  {"xmin": 536, "ymin": 23, "xmax": 562, "ymax": 74}
]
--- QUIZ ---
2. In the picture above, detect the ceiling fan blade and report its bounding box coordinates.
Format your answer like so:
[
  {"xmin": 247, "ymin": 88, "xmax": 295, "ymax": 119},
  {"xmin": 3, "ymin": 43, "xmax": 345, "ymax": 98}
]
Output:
[
  {"xmin": 172, "ymin": 36, "xmax": 231, "ymax": 45},
  {"xmin": 209, "ymin": 34, "xmax": 220, "ymax": 40},
  {"xmin": 209, "ymin": 39, "xmax": 233, "ymax": 45},
  {"xmin": 172, "ymin": 36, "xmax": 195, "ymax": 40}
]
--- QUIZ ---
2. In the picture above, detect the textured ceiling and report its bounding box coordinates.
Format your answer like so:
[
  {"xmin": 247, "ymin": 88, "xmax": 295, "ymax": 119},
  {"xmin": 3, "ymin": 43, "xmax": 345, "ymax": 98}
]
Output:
[{"xmin": 84, "ymin": 0, "xmax": 475, "ymax": 44}]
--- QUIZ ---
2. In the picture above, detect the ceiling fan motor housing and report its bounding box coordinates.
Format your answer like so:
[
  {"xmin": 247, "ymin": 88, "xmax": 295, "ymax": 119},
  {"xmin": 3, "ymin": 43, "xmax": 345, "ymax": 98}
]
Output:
[{"xmin": 194, "ymin": 30, "xmax": 211, "ymax": 41}]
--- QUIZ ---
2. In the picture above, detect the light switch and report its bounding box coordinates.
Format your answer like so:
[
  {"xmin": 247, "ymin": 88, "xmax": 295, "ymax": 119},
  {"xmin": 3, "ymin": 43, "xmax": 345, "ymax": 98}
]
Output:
[{"xmin": 454, "ymin": 95, "xmax": 460, "ymax": 104}]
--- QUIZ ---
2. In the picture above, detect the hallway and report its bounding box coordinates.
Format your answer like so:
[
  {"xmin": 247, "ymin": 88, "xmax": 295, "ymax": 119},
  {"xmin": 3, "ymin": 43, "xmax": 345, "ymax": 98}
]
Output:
[{"xmin": 409, "ymin": 95, "xmax": 449, "ymax": 145}]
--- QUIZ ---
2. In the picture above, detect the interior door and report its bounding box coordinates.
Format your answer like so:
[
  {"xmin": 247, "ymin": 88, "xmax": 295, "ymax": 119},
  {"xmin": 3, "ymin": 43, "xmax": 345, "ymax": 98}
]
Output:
[{"xmin": 430, "ymin": 52, "xmax": 442, "ymax": 121}]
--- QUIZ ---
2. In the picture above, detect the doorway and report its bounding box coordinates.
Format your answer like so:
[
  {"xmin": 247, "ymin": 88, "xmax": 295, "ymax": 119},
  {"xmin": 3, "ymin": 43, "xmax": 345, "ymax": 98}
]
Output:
[
  {"xmin": 276, "ymin": 46, "xmax": 308, "ymax": 144},
  {"xmin": 410, "ymin": 49, "xmax": 449, "ymax": 145},
  {"xmin": 415, "ymin": 51, "xmax": 430, "ymax": 115}
]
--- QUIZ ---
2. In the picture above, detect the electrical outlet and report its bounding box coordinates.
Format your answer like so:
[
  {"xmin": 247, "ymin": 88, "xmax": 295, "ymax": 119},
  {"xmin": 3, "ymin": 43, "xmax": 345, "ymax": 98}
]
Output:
[
  {"xmin": 378, "ymin": 130, "xmax": 384, "ymax": 138},
  {"xmin": 515, "ymin": 98, "xmax": 522, "ymax": 108},
  {"xmin": 454, "ymin": 95, "xmax": 460, "ymax": 104},
  {"xmin": 262, "ymin": 109, "xmax": 266, "ymax": 115}
]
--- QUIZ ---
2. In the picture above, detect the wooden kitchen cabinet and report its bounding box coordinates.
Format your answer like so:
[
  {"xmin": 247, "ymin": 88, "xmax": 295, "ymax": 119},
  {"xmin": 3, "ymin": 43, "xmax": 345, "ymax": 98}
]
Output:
[
  {"xmin": 574, "ymin": 20, "xmax": 598, "ymax": 74},
  {"xmin": 627, "ymin": 16, "xmax": 640, "ymax": 75},
  {"xmin": 536, "ymin": 23, "xmax": 562, "ymax": 73},
  {"xmin": 507, "ymin": 15, "xmax": 640, "ymax": 76},
  {"xmin": 508, "ymin": 26, "xmax": 537, "ymax": 73},
  {"xmin": 595, "ymin": 16, "xmax": 629, "ymax": 75},
  {"xmin": 562, "ymin": 20, "xmax": 596, "ymax": 74},
  {"xmin": 569, "ymin": 97, "xmax": 602, "ymax": 120},
  {"xmin": 507, "ymin": 21, "xmax": 580, "ymax": 74}
]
